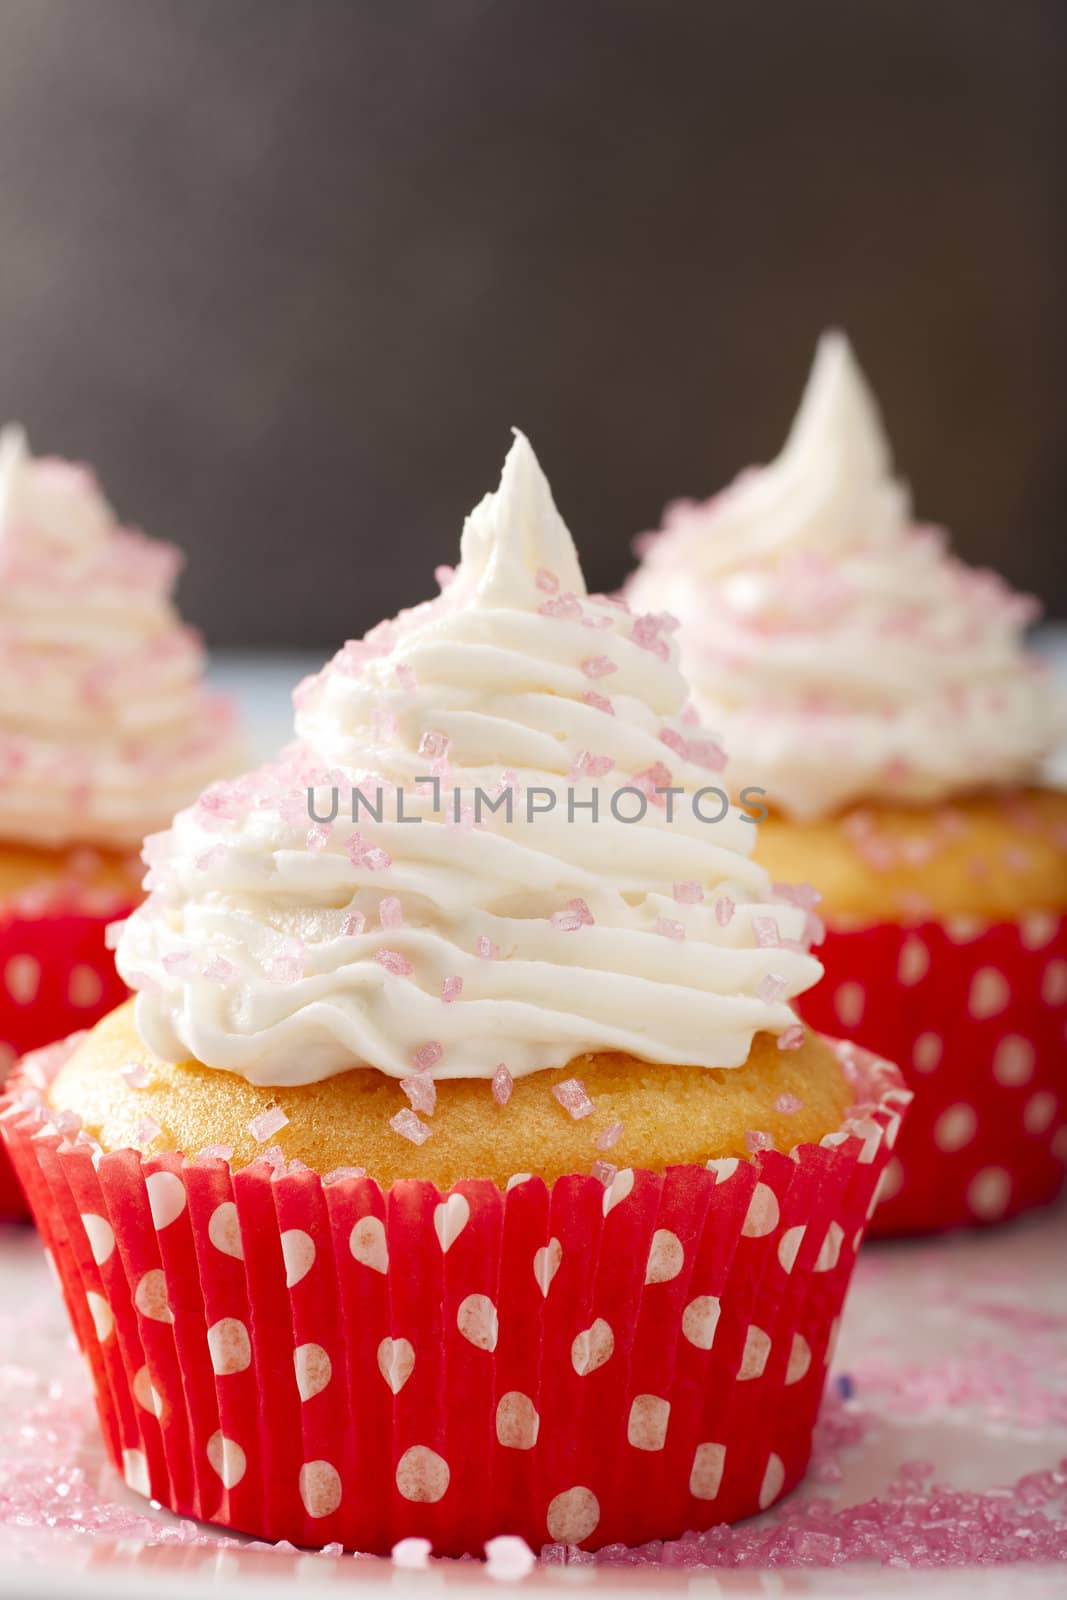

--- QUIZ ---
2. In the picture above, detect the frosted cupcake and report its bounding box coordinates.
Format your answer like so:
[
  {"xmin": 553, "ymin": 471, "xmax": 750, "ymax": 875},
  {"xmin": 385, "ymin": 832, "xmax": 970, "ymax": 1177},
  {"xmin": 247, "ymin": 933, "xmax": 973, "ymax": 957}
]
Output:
[
  {"xmin": 2, "ymin": 434, "xmax": 905, "ymax": 1554},
  {"xmin": 628, "ymin": 333, "xmax": 1067, "ymax": 1232},
  {"xmin": 0, "ymin": 426, "xmax": 242, "ymax": 1214}
]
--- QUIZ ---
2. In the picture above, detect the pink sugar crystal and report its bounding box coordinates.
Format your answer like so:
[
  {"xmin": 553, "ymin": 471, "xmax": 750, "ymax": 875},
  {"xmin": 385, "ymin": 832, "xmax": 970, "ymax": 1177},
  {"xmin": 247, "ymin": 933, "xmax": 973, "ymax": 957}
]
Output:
[
  {"xmin": 197, "ymin": 1142, "xmax": 233, "ymax": 1160},
  {"xmin": 379, "ymin": 895, "xmax": 404, "ymax": 929},
  {"xmin": 269, "ymin": 945, "xmax": 305, "ymax": 984},
  {"xmin": 778, "ymin": 1023, "xmax": 805, "ymax": 1051},
  {"xmin": 551, "ymin": 897, "xmax": 594, "ymax": 931},
  {"xmin": 392, "ymin": 1537, "xmax": 433, "ymax": 1569},
  {"xmin": 248, "ymin": 1106, "xmax": 289, "ymax": 1144},
  {"xmin": 582, "ymin": 689, "xmax": 615, "ymax": 715},
  {"xmin": 476, "ymin": 935, "xmax": 500, "ymax": 959},
  {"xmin": 591, "ymin": 1159, "xmax": 618, "ymax": 1186},
  {"xmin": 195, "ymin": 844, "xmax": 227, "ymax": 871},
  {"xmin": 753, "ymin": 915, "xmax": 781, "ymax": 948},
  {"xmin": 390, "ymin": 1108, "xmax": 431, "ymax": 1145},
  {"xmin": 401, "ymin": 1075, "xmax": 437, "ymax": 1115},
  {"xmin": 631, "ymin": 613, "xmax": 670, "ymax": 659},
  {"xmin": 687, "ymin": 737, "xmax": 727, "ymax": 772},
  {"xmin": 306, "ymin": 823, "xmax": 331, "ymax": 851},
  {"xmin": 341, "ymin": 909, "xmax": 366, "ymax": 936},
  {"xmin": 775, "ymin": 1093, "xmax": 804, "ymax": 1114},
  {"xmin": 394, "ymin": 662, "xmax": 417, "ymax": 693},
  {"xmin": 715, "ymin": 895, "xmax": 735, "ymax": 926},
  {"xmin": 758, "ymin": 973, "xmax": 787, "ymax": 1004},
  {"xmin": 418, "ymin": 730, "xmax": 450, "ymax": 760},
  {"xmin": 580, "ymin": 655, "xmax": 617, "ymax": 679},
  {"xmin": 362, "ymin": 846, "xmax": 392, "ymax": 871},
  {"xmin": 535, "ymin": 567, "xmax": 559, "ymax": 594},
  {"xmin": 745, "ymin": 1129, "xmax": 775, "ymax": 1153},
  {"xmin": 634, "ymin": 761, "xmax": 673, "ymax": 803},
  {"xmin": 596, "ymin": 1121, "xmax": 623, "ymax": 1150},
  {"xmin": 655, "ymin": 916, "xmax": 685, "ymax": 940},
  {"xmin": 324, "ymin": 1164, "xmax": 368, "ymax": 1182},
  {"xmin": 155, "ymin": 955, "xmax": 196, "ymax": 993},
  {"xmin": 441, "ymin": 975, "xmax": 463, "ymax": 1002},
  {"xmin": 659, "ymin": 726, "xmax": 688, "ymax": 755},
  {"xmin": 201, "ymin": 956, "xmax": 234, "ymax": 983},
  {"xmin": 135, "ymin": 1117, "xmax": 161, "ymax": 1145},
  {"xmin": 539, "ymin": 592, "xmax": 582, "ymax": 620},
  {"xmin": 412, "ymin": 1041, "xmax": 443, "ymax": 1072},
  {"xmin": 375, "ymin": 948, "xmax": 413, "ymax": 976},
  {"xmin": 485, "ymin": 1534, "xmax": 537, "ymax": 1579},
  {"xmin": 672, "ymin": 881, "xmax": 703, "ymax": 904},
  {"xmin": 552, "ymin": 1078, "xmax": 594, "ymax": 1119},
  {"xmin": 491, "ymin": 1063, "xmax": 514, "ymax": 1105},
  {"xmin": 569, "ymin": 750, "xmax": 615, "ymax": 780},
  {"xmin": 680, "ymin": 701, "xmax": 699, "ymax": 726},
  {"xmin": 120, "ymin": 1060, "xmax": 150, "ymax": 1088}
]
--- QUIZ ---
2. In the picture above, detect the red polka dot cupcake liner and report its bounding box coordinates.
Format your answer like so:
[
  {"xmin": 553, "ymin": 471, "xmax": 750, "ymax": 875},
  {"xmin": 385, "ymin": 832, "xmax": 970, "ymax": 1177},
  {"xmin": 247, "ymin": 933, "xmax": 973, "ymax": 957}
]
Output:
[
  {"xmin": 0, "ymin": 1035, "xmax": 907, "ymax": 1556},
  {"xmin": 797, "ymin": 911, "xmax": 1067, "ymax": 1236},
  {"xmin": 0, "ymin": 895, "xmax": 136, "ymax": 1219}
]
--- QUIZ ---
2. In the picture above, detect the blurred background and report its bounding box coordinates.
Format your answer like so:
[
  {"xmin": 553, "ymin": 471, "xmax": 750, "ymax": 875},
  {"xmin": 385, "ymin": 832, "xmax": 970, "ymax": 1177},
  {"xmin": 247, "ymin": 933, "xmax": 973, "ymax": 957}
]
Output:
[{"xmin": 0, "ymin": 0, "xmax": 1063, "ymax": 649}]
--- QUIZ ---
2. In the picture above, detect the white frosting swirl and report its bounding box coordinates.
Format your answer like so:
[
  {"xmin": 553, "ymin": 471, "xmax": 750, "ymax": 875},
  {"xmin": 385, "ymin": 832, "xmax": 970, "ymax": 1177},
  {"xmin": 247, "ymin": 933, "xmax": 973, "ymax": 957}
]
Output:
[
  {"xmin": 0, "ymin": 426, "xmax": 242, "ymax": 850},
  {"xmin": 627, "ymin": 332, "xmax": 1065, "ymax": 819},
  {"xmin": 117, "ymin": 432, "xmax": 822, "ymax": 1086}
]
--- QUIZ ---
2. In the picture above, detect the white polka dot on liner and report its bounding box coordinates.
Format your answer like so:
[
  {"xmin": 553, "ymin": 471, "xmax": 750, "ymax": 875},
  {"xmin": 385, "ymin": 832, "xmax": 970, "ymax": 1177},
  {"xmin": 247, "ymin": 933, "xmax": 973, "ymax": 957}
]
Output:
[
  {"xmin": 897, "ymin": 936, "xmax": 930, "ymax": 986},
  {"xmin": 644, "ymin": 1229, "xmax": 684, "ymax": 1282},
  {"xmin": 299, "ymin": 1459, "xmax": 342, "ymax": 1518},
  {"xmin": 207, "ymin": 1318, "xmax": 252, "ymax": 1376},
  {"xmin": 395, "ymin": 1445, "xmax": 450, "ymax": 1504},
  {"xmin": 294, "ymin": 1342, "xmax": 332, "ymax": 1401},
  {"xmin": 969, "ymin": 968, "xmax": 1010, "ymax": 1020},
  {"xmin": 496, "ymin": 1391, "xmax": 540, "ymax": 1450},
  {"xmin": 785, "ymin": 1333, "xmax": 811, "ymax": 1385},
  {"xmin": 68, "ymin": 964, "xmax": 104, "ymax": 1008},
  {"xmin": 349, "ymin": 1216, "xmax": 388, "ymax": 1273},
  {"xmin": 1042, "ymin": 959, "xmax": 1067, "ymax": 1007},
  {"xmin": 913, "ymin": 1032, "xmax": 943, "ymax": 1073},
  {"xmin": 86, "ymin": 1291, "xmax": 113, "ymax": 1343},
  {"xmin": 533, "ymin": 1238, "xmax": 562, "ymax": 1295},
  {"xmin": 759, "ymin": 1452, "xmax": 786, "ymax": 1511},
  {"xmin": 377, "ymin": 1337, "xmax": 415, "ymax": 1394},
  {"xmin": 208, "ymin": 1202, "xmax": 244, "ymax": 1260},
  {"xmin": 134, "ymin": 1269, "xmax": 173, "ymax": 1324},
  {"xmin": 81, "ymin": 1214, "xmax": 115, "ymax": 1266},
  {"xmin": 777, "ymin": 1225, "xmax": 806, "ymax": 1274},
  {"xmin": 968, "ymin": 1166, "xmax": 1012, "ymax": 1220},
  {"xmin": 456, "ymin": 1293, "xmax": 498, "ymax": 1351},
  {"xmin": 206, "ymin": 1431, "xmax": 246, "ymax": 1489},
  {"xmin": 1020, "ymin": 910, "xmax": 1059, "ymax": 950},
  {"xmin": 992, "ymin": 1035, "xmax": 1035, "ymax": 1086},
  {"xmin": 280, "ymin": 1229, "xmax": 315, "ymax": 1287},
  {"xmin": 689, "ymin": 1442, "xmax": 726, "ymax": 1500},
  {"xmin": 737, "ymin": 1324, "xmax": 771, "ymax": 1381},
  {"xmin": 681, "ymin": 1296, "xmax": 720, "ymax": 1351},
  {"xmin": 1023, "ymin": 1091, "xmax": 1057, "ymax": 1135},
  {"xmin": 834, "ymin": 982, "xmax": 865, "ymax": 1028},
  {"xmin": 433, "ymin": 1194, "xmax": 470, "ymax": 1252},
  {"xmin": 122, "ymin": 1448, "xmax": 151, "ymax": 1498},
  {"xmin": 5, "ymin": 954, "xmax": 40, "ymax": 1005},
  {"xmin": 571, "ymin": 1318, "xmax": 614, "ymax": 1375},
  {"xmin": 145, "ymin": 1171, "xmax": 186, "ymax": 1230},
  {"xmin": 933, "ymin": 1103, "xmax": 978, "ymax": 1152},
  {"xmin": 132, "ymin": 1365, "xmax": 164, "ymax": 1417},
  {"xmin": 546, "ymin": 1485, "xmax": 599, "ymax": 1545},
  {"xmin": 741, "ymin": 1184, "xmax": 780, "ymax": 1239},
  {"xmin": 627, "ymin": 1394, "xmax": 670, "ymax": 1451}
]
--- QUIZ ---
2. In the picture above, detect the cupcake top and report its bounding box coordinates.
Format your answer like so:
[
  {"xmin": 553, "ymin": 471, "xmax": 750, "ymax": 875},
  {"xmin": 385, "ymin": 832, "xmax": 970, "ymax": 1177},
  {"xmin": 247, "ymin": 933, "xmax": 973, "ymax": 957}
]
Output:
[
  {"xmin": 116, "ymin": 433, "xmax": 822, "ymax": 1088},
  {"xmin": 627, "ymin": 332, "xmax": 1064, "ymax": 820},
  {"xmin": 0, "ymin": 427, "xmax": 242, "ymax": 851}
]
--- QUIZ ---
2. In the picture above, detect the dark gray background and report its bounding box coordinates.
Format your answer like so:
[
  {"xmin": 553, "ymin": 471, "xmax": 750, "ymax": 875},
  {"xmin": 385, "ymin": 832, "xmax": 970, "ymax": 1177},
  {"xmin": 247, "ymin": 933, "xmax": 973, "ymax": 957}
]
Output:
[{"xmin": 0, "ymin": 0, "xmax": 1063, "ymax": 647}]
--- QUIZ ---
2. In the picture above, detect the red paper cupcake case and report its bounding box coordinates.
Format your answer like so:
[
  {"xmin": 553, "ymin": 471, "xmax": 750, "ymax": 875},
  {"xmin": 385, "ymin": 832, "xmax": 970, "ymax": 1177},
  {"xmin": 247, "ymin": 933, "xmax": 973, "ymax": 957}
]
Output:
[
  {"xmin": 797, "ymin": 911, "xmax": 1067, "ymax": 1236},
  {"xmin": 0, "ymin": 900, "xmax": 135, "ymax": 1218},
  {"xmin": 0, "ymin": 1038, "xmax": 907, "ymax": 1557}
]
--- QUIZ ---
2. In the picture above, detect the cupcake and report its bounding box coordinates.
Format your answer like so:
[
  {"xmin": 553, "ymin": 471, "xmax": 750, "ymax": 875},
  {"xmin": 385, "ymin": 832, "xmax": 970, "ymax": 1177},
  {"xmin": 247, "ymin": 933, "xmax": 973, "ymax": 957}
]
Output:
[
  {"xmin": 628, "ymin": 333, "xmax": 1067, "ymax": 1233},
  {"xmin": 0, "ymin": 426, "xmax": 242, "ymax": 1215},
  {"xmin": 1, "ymin": 434, "xmax": 906, "ymax": 1555}
]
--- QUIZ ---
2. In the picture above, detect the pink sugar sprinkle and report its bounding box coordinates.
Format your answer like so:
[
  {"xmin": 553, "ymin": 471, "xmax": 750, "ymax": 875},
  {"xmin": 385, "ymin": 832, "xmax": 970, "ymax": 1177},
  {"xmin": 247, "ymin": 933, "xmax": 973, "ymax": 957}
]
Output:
[
  {"xmin": 201, "ymin": 956, "xmax": 234, "ymax": 983},
  {"xmin": 753, "ymin": 915, "xmax": 781, "ymax": 948},
  {"xmin": 476, "ymin": 935, "xmax": 500, "ymax": 959},
  {"xmin": 441, "ymin": 975, "xmax": 463, "ymax": 1002},
  {"xmin": 418, "ymin": 730, "xmax": 450, "ymax": 760},
  {"xmin": 631, "ymin": 613, "xmax": 670, "ymax": 659},
  {"xmin": 379, "ymin": 895, "xmax": 404, "ymax": 929},
  {"xmin": 269, "ymin": 953, "xmax": 304, "ymax": 984},
  {"xmin": 413, "ymin": 1041, "xmax": 443, "ymax": 1072},
  {"xmin": 655, "ymin": 917, "xmax": 685, "ymax": 941},
  {"xmin": 401, "ymin": 1075, "xmax": 437, "ymax": 1115},
  {"xmin": 162, "ymin": 950, "xmax": 196, "ymax": 978},
  {"xmin": 135, "ymin": 1117, "xmax": 161, "ymax": 1145},
  {"xmin": 569, "ymin": 750, "xmax": 616, "ymax": 781},
  {"xmin": 591, "ymin": 1159, "xmax": 618, "ymax": 1186},
  {"xmin": 535, "ymin": 568, "xmax": 559, "ymax": 594},
  {"xmin": 778, "ymin": 1023, "xmax": 806, "ymax": 1051},
  {"xmin": 392, "ymin": 1537, "xmax": 433, "ymax": 1569},
  {"xmin": 195, "ymin": 844, "xmax": 227, "ymax": 871},
  {"xmin": 551, "ymin": 897, "xmax": 594, "ymax": 932},
  {"xmin": 687, "ymin": 737, "xmax": 728, "ymax": 772},
  {"xmin": 539, "ymin": 592, "xmax": 582, "ymax": 620},
  {"xmin": 775, "ymin": 1093, "xmax": 804, "ymax": 1114},
  {"xmin": 552, "ymin": 1078, "xmax": 595, "ymax": 1119},
  {"xmin": 306, "ymin": 822, "xmax": 332, "ymax": 851},
  {"xmin": 248, "ymin": 1106, "xmax": 289, "ymax": 1144},
  {"xmin": 659, "ymin": 726, "xmax": 688, "ymax": 755},
  {"xmin": 680, "ymin": 701, "xmax": 699, "ymax": 726},
  {"xmin": 491, "ymin": 1063, "xmax": 514, "ymax": 1105},
  {"xmin": 580, "ymin": 655, "xmax": 618, "ymax": 679},
  {"xmin": 197, "ymin": 1142, "xmax": 233, "ymax": 1160},
  {"xmin": 324, "ymin": 1164, "xmax": 367, "ymax": 1182},
  {"xmin": 120, "ymin": 1060, "xmax": 149, "ymax": 1088},
  {"xmin": 596, "ymin": 1121, "xmax": 623, "ymax": 1150},
  {"xmin": 362, "ymin": 846, "xmax": 392, "ymax": 871},
  {"xmin": 582, "ymin": 689, "xmax": 615, "ymax": 715},
  {"xmin": 673, "ymin": 880, "xmax": 703, "ymax": 904},
  {"xmin": 394, "ymin": 662, "xmax": 417, "ymax": 693},
  {"xmin": 485, "ymin": 1534, "xmax": 537, "ymax": 1580},
  {"xmin": 745, "ymin": 1129, "xmax": 775, "ymax": 1153},
  {"xmin": 758, "ymin": 973, "xmax": 788, "ymax": 1004},
  {"xmin": 390, "ymin": 1108, "xmax": 431, "ymax": 1146},
  {"xmin": 715, "ymin": 895, "xmax": 735, "ymax": 926},
  {"xmin": 633, "ymin": 761, "xmax": 673, "ymax": 802},
  {"xmin": 341, "ymin": 909, "xmax": 366, "ymax": 936},
  {"xmin": 376, "ymin": 948, "xmax": 413, "ymax": 976}
]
